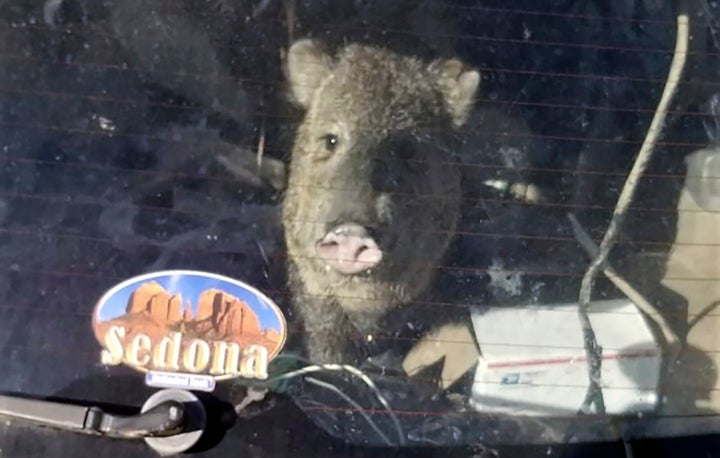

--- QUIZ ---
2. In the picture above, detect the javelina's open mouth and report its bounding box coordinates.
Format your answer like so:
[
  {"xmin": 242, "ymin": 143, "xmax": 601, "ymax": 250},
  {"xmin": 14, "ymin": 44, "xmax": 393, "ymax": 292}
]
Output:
[{"xmin": 315, "ymin": 223, "xmax": 383, "ymax": 275}]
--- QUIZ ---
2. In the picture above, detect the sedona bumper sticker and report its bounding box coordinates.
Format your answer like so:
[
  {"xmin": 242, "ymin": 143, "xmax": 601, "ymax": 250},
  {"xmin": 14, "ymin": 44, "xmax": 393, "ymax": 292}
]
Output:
[{"xmin": 92, "ymin": 270, "xmax": 287, "ymax": 392}]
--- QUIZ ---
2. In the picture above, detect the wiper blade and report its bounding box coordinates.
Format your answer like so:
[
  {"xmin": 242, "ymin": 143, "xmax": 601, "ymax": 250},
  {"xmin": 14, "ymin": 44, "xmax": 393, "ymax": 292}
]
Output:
[{"xmin": 0, "ymin": 389, "xmax": 206, "ymax": 455}]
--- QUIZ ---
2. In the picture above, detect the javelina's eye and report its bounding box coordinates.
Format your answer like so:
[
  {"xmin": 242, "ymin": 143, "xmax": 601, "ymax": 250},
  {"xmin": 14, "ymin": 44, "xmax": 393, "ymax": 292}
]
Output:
[{"xmin": 323, "ymin": 134, "xmax": 339, "ymax": 152}]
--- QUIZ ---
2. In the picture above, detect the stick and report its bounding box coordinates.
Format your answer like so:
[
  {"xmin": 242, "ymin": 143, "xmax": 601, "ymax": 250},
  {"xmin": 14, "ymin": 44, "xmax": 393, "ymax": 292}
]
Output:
[
  {"xmin": 576, "ymin": 2, "xmax": 689, "ymax": 414},
  {"xmin": 284, "ymin": 0, "xmax": 295, "ymax": 45},
  {"xmin": 568, "ymin": 214, "xmax": 680, "ymax": 354}
]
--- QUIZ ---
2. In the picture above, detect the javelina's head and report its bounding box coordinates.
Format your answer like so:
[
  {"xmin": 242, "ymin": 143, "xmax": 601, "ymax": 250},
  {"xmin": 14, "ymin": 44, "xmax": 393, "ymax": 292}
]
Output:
[{"xmin": 283, "ymin": 39, "xmax": 480, "ymax": 327}]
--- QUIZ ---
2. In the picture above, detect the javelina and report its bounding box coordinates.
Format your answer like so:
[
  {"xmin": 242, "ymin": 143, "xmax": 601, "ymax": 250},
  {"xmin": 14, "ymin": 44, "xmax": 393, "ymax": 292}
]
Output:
[{"xmin": 283, "ymin": 39, "xmax": 480, "ymax": 364}]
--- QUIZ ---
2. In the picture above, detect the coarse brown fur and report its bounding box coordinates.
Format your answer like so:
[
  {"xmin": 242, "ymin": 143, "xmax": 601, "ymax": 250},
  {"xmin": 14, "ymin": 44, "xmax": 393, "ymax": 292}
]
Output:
[{"xmin": 282, "ymin": 39, "xmax": 480, "ymax": 364}]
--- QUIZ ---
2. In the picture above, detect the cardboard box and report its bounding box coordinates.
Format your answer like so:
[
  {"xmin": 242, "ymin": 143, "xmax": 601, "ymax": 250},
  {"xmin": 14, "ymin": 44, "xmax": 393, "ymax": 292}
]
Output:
[{"xmin": 469, "ymin": 299, "xmax": 662, "ymax": 415}]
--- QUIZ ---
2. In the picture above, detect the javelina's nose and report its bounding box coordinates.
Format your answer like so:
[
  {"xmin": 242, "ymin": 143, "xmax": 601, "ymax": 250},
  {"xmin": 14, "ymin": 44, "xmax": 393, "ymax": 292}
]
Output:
[{"xmin": 315, "ymin": 223, "xmax": 383, "ymax": 274}]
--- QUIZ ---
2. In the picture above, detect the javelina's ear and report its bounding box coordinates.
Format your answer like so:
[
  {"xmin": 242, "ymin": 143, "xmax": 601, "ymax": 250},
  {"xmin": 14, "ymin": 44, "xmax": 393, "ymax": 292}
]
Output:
[
  {"xmin": 432, "ymin": 59, "xmax": 481, "ymax": 127},
  {"xmin": 285, "ymin": 39, "xmax": 333, "ymax": 109}
]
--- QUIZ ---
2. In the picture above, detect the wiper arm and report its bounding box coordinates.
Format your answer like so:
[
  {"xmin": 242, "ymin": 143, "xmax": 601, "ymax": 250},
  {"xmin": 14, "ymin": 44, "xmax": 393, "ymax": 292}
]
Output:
[
  {"xmin": 0, "ymin": 395, "xmax": 183, "ymax": 438},
  {"xmin": 0, "ymin": 388, "xmax": 206, "ymax": 455}
]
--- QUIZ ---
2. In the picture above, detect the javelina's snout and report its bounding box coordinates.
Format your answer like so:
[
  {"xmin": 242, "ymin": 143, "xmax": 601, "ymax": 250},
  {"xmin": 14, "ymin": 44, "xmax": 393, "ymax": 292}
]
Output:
[
  {"xmin": 315, "ymin": 223, "xmax": 383, "ymax": 274},
  {"xmin": 312, "ymin": 175, "xmax": 394, "ymax": 275}
]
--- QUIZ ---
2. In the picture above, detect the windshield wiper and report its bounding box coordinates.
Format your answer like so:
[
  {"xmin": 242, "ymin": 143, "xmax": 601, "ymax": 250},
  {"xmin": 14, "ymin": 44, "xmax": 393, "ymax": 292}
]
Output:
[
  {"xmin": 0, "ymin": 394, "xmax": 183, "ymax": 437},
  {"xmin": 0, "ymin": 388, "xmax": 206, "ymax": 455}
]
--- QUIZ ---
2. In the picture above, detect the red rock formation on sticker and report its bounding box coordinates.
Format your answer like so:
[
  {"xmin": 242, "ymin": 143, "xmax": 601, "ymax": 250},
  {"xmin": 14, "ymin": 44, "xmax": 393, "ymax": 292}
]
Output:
[
  {"xmin": 124, "ymin": 283, "xmax": 263, "ymax": 338},
  {"xmin": 196, "ymin": 289, "xmax": 261, "ymax": 338},
  {"xmin": 195, "ymin": 289, "xmax": 217, "ymax": 322},
  {"xmin": 167, "ymin": 295, "xmax": 182, "ymax": 322},
  {"xmin": 126, "ymin": 281, "xmax": 183, "ymax": 323},
  {"xmin": 183, "ymin": 300, "xmax": 193, "ymax": 321},
  {"xmin": 263, "ymin": 329, "xmax": 281, "ymax": 343},
  {"xmin": 126, "ymin": 281, "xmax": 165, "ymax": 314}
]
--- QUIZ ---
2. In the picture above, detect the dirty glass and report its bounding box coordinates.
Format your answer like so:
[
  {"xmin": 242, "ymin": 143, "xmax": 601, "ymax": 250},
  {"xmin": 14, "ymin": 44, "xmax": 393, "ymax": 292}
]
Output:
[{"xmin": 1, "ymin": 0, "xmax": 720, "ymax": 456}]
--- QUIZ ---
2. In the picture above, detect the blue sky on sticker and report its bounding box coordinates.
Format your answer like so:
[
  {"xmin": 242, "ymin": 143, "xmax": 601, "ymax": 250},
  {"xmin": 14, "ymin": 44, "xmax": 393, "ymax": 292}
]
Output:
[{"xmin": 96, "ymin": 272, "xmax": 282, "ymax": 332}]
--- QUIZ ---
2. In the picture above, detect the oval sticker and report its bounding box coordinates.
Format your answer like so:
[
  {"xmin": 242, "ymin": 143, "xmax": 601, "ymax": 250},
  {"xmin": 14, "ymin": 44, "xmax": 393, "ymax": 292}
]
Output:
[{"xmin": 92, "ymin": 270, "xmax": 287, "ymax": 391}]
